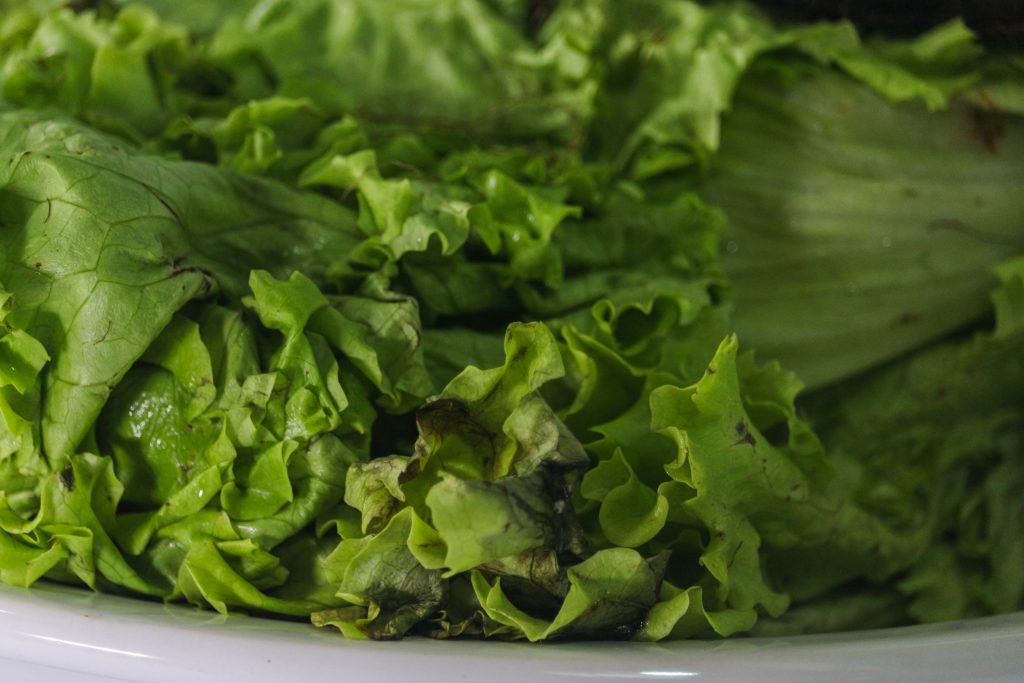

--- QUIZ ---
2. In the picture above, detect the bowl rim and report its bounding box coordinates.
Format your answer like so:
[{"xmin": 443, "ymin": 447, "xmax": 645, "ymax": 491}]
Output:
[{"xmin": 2, "ymin": 581, "xmax": 1023, "ymax": 683}]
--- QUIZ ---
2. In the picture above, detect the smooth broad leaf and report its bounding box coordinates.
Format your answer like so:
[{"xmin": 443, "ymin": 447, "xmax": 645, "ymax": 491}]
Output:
[
  {"xmin": 98, "ymin": 362, "xmax": 223, "ymax": 507},
  {"xmin": 707, "ymin": 67, "xmax": 1024, "ymax": 388}
]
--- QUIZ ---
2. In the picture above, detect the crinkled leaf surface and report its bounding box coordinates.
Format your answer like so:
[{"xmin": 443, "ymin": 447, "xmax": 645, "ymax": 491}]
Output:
[{"xmin": 0, "ymin": 0, "xmax": 1021, "ymax": 644}]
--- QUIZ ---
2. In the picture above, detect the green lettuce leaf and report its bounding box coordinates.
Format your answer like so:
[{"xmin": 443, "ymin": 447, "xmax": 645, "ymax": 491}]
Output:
[
  {"xmin": 0, "ymin": 0, "xmax": 1021, "ymax": 645},
  {"xmin": 314, "ymin": 322, "xmax": 599, "ymax": 638},
  {"xmin": 0, "ymin": 109, "xmax": 361, "ymax": 461},
  {"xmin": 798, "ymin": 257, "xmax": 1024, "ymax": 619},
  {"xmin": 313, "ymin": 508, "xmax": 446, "ymax": 639},
  {"xmin": 708, "ymin": 65, "xmax": 1024, "ymax": 388},
  {"xmin": 472, "ymin": 547, "xmax": 666, "ymax": 641},
  {"xmin": 206, "ymin": 0, "xmax": 593, "ymax": 141}
]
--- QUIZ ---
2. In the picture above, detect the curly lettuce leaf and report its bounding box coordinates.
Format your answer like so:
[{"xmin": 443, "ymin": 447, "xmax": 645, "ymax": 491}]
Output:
[
  {"xmin": 314, "ymin": 322, "xmax": 599, "ymax": 638},
  {"xmin": 0, "ymin": 109, "xmax": 361, "ymax": 461},
  {"xmin": 206, "ymin": 0, "xmax": 593, "ymax": 141},
  {"xmin": 13, "ymin": 270, "xmax": 387, "ymax": 615},
  {"xmin": 0, "ymin": 0, "xmax": 1021, "ymax": 645},
  {"xmin": 0, "ymin": 6, "xmax": 194, "ymax": 139},
  {"xmin": 546, "ymin": 1, "xmax": 984, "ymax": 181},
  {"xmin": 652, "ymin": 337, "xmax": 929, "ymax": 615},
  {"xmin": 471, "ymin": 547, "xmax": 666, "ymax": 641},
  {"xmin": 313, "ymin": 508, "xmax": 446, "ymax": 639}
]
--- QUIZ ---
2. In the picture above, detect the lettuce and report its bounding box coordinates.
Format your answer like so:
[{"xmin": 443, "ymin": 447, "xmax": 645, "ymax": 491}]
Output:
[
  {"xmin": 0, "ymin": 0, "xmax": 1021, "ymax": 642},
  {"xmin": 709, "ymin": 65, "xmax": 1024, "ymax": 388}
]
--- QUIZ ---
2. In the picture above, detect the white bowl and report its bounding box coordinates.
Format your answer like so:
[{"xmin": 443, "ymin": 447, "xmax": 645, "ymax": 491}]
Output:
[{"xmin": 1, "ymin": 582, "xmax": 1022, "ymax": 682}]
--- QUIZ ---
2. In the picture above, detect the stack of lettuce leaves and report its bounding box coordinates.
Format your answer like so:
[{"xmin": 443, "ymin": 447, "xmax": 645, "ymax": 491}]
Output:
[{"xmin": 0, "ymin": 0, "xmax": 1021, "ymax": 641}]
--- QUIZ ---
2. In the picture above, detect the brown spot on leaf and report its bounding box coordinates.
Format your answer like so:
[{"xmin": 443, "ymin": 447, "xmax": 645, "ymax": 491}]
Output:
[
  {"xmin": 969, "ymin": 91, "xmax": 1007, "ymax": 154},
  {"xmin": 892, "ymin": 312, "xmax": 921, "ymax": 327},
  {"xmin": 732, "ymin": 420, "xmax": 756, "ymax": 448},
  {"xmin": 58, "ymin": 464, "xmax": 75, "ymax": 492}
]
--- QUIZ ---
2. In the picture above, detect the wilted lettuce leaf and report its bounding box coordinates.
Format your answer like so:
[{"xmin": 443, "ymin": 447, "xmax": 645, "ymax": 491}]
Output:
[
  {"xmin": 313, "ymin": 508, "xmax": 447, "ymax": 639},
  {"xmin": 315, "ymin": 322, "xmax": 603, "ymax": 639},
  {"xmin": 471, "ymin": 547, "xmax": 667, "ymax": 641}
]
